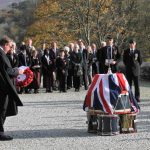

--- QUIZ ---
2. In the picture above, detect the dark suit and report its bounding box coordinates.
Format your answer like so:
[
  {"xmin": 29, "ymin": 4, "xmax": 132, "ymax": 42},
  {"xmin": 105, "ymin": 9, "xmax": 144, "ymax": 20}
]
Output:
[
  {"xmin": 92, "ymin": 50, "xmax": 98, "ymax": 76},
  {"xmin": 123, "ymin": 48, "xmax": 142, "ymax": 102},
  {"xmin": 0, "ymin": 48, "xmax": 23, "ymax": 132},
  {"xmin": 41, "ymin": 54, "xmax": 54, "ymax": 92},
  {"xmin": 100, "ymin": 45, "xmax": 121, "ymax": 73},
  {"xmin": 18, "ymin": 51, "xmax": 31, "ymax": 67},
  {"xmin": 56, "ymin": 57, "xmax": 68, "ymax": 92},
  {"xmin": 6, "ymin": 53, "xmax": 19, "ymax": 68},
  {"xmin": 29, "ymin": 57, "xmax": 41, "ymax": 92},
  {"xmin": 97, "ymin": 48, "xmax": 104, "ymax": 73},
  {"xmin": 82, "ymin": 49, "xmax": 88, "ymax": 90},
  {"xmin": 49, "ymin": 48, "xmax": 59, "ymax": 90},
  {"xmin": 18, "ymin": 51, "xmax": 31, "ymax": 93},
  {"xmin": 70, "ymin": 51, "xmax": 82, "ymax": 91}
]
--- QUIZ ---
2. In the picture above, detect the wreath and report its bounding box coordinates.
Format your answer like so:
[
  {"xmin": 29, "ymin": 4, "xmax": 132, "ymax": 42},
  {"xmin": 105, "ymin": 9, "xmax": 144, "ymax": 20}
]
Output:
[{"xmin": 16, "ymin": 67, "xmax": 33, "ymax": 87}]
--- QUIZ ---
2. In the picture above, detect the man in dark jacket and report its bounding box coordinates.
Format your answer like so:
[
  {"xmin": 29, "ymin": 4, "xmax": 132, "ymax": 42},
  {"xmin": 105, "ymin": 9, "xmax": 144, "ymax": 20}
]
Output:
[
  {"xmin": 100, "ymin": 36, "xmax": 121, "ymax": 73},
  {"xmin": 6, "ymin": 42, "xmax": 19, "ymax": 68},
  {"xmin": 123, "ymin": 39, "xmax": 142, "ymax": 102},
  {"xmin": 0, "ymin": 37, "xmax": 24, "ymax": 141}
]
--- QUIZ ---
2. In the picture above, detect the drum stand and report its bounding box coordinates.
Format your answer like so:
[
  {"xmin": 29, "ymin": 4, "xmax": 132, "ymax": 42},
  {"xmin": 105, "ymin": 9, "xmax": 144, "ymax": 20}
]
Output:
[{"xmin": 113, "ymin": 92, "xmax": 131, "ymax": 114}]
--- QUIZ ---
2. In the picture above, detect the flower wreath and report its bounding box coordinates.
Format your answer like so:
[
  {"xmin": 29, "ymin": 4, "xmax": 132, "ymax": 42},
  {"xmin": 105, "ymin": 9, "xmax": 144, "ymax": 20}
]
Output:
[{"xmin": 16, "ymin": 68, "xmax": 33, "ymax": 87}]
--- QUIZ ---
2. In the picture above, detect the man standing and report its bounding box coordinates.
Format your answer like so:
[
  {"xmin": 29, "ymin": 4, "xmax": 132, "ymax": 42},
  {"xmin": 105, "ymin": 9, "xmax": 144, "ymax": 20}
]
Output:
[
  {"xmin": 0, "ymin": 36, "xmax": 24, "ymax": 141},
  {"xmin": 91, "ymin": 43, "xmax": 98, "ymax": 76},
  {"xmin": 123, "ymin": 39, "xmax": 142, "ymax": 102},
  {"xmin": 49, "ymin": 42, "xmax": 59, "ymax": 91},
  {"xmin": 100, "ymin": 36, "xmax": 121, "ymax": 73},
  {"xmin": 6, "ymin": 42, "xmax": 19, "ymax": 68},
  {"xmin": 97, "ymin": 41, "xmax": 106, "ymax": 74}
]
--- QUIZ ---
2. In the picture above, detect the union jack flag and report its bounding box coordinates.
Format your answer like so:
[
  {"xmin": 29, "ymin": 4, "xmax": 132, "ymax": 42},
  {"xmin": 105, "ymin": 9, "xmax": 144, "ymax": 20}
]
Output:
[{"xmin": 83, "ymin": 73, "xmax": 140, "ymax": 114}]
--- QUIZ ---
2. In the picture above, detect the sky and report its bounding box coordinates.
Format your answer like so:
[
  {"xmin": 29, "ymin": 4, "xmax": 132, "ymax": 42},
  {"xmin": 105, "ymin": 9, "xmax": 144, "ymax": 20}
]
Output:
[{"xmin": 0, "ymin": 0, "xmax": 24, "ymax": 9}]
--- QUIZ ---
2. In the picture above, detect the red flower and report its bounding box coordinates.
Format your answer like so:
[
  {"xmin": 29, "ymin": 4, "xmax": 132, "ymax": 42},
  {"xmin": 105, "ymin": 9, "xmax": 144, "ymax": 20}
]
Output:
[{"xmin": 16, "ymin": 68, "xmax": 34, "ymax": 87}]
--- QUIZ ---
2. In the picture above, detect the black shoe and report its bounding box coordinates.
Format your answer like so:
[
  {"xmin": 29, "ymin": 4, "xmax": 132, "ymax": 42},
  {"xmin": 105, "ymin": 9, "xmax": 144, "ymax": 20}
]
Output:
[
  {"xmin": 17, "ymin": 91, "xmax": 22, "ymax": 94},
  {"xmin": 25, "ymin": 90, "xmax": 32, "ymax": 94},
  {"xmin": 0, "ymin": 134, "xmax": 13, "ymax": 141},
  {"xmin": 46, "ymin": 89, "xmax": 53, "ymax": 93},
  {"xmin": 52, "ymin": 87, "xmax": 57, "ymax": 91},
  {"xmin": 85, "ymin": 87, "xmax": 88, "ymax": 90},
  {"xmin": 48, "ymin": 90, "xmax": 53, "ymax": 93},
  {"xmin": 75, "ymin": 88, "xmax": 79, "ymax": 92},
  {"xmin": 137, "ymin": 99, "xmax": 141, "ymax": 103},
  {"xmin": 34, "ymin": 89, "xmax": 39, "ymax": 94}
]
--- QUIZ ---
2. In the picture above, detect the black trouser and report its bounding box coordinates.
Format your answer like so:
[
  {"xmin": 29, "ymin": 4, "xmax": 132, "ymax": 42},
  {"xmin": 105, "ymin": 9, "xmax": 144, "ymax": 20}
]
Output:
[
  {"xmin": 82, "ymin": 67, "xmax": 88, "ymax": 90},
  {"xmin": 45, "ymin": 72, "xmax": 53, "ymax": 91},
  {"xmin": 92, "ymin": 63, "xmax": 98, "ymax": 76},
  {"xmin": 0, "ymin": 93, "xmax": 8, "ymax": 132},
  {"xmin": 67, "ymin": 69, "xmax": 73, "ymax": 88},
  {"xmin": 73, "ymin": 76, "xmax": 81, "ymax": 90},
  {"xmin": 58, "ymin": 73, "xmax": 67, "ymax": 92},
  {"xmin": 126, "ymin": 73, "xmax": 140, "ymax": 101}
]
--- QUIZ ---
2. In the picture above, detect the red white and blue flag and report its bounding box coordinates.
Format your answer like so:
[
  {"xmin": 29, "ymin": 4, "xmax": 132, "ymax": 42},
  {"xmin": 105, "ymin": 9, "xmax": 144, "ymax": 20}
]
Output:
[{"xmin": 83, "ymin": 73, "xmax": 140, "ymax": 114}]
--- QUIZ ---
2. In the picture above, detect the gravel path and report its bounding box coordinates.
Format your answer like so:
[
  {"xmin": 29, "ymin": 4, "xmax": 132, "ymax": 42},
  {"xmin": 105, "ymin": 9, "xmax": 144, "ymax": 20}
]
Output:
[{"xmin": 0, "ymin": 80, "xmax": 150, "ymax": 150}]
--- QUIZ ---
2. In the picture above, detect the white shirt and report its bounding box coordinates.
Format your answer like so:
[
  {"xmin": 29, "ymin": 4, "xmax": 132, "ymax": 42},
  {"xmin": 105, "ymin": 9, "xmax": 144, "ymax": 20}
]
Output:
[
  {"xmin": 0, "ymin": 46, "xmax": 4, "ymax": 52},
  {"xmin": 45, "ymin": 55, "xmax": 50, "ymax": 65}
]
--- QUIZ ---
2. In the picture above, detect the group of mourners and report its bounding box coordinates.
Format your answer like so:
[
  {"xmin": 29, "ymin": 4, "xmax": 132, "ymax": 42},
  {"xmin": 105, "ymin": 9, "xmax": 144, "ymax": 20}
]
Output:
[
  {"xmin": 6, "ymin": 36, "xmax": 142, "ymax": 103},
  {"xmin": 6, "ymin": 36, "xmax": 120, "ymax": 94}
]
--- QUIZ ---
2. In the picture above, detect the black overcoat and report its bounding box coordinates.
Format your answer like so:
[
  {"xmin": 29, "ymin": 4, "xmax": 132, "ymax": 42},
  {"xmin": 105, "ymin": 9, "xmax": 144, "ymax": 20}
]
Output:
[
  {"xmin": 123, "ymin": 48, "xmax": 142, "ymax": 76},
  {"xmin": 100, "ymin": 45, "xmax": 121, "ymax": 73},
  {"xmin": 0, "ymin": 48, "xmax": 23, "ymax": 117}
]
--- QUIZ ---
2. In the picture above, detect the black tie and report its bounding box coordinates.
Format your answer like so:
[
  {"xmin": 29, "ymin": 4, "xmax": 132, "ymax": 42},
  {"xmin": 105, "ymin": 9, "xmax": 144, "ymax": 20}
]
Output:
[{"xmin": 107, "ymin": 46, "xmax": 112, "ymax": 59}]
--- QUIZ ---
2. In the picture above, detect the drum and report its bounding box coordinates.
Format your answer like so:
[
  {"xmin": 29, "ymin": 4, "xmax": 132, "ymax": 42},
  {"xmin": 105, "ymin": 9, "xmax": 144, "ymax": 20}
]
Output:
[
  {"xmin": 97, "ymin": 114, "xmax": 119, "ymax": 136},
  {"xmin": 119, "ymin": 113, "xmax": 137, "ymax": 133},
  {"xmin": 86, "ymin": 109, "xmax": 106, "ymax": 133},
  {"xmin": 87, "ymin": 114, "xmax": 98, "ymax": 133},
  {"xmin": 114, "ymin": 93, "xmax": 131, "ymax": 114}
]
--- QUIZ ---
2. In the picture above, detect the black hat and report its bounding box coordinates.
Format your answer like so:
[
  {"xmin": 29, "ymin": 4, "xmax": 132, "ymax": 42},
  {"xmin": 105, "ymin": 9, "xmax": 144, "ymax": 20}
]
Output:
[{"xmin": 129, "ymin": 39, "xmax": 135, "ymax": 44}]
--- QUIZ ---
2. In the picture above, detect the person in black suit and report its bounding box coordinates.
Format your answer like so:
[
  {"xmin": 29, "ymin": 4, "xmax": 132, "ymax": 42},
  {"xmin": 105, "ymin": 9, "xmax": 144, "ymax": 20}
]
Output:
[
  {"xmin": 49, "ymin": 42, "xmax": 59, "ymax": 91},
  {"xmin": 91, "ymin": 43, "xmax": 98, "ymax": 76},
  {"xmin": 96, "ymin": 41, "xmax": 106, "ymax": 74},
  {"xmin": 18, "ymin": 45, "xmax": 31, "ymax": 94},
  {"xmin": 78, "ymin": 40, "xmax": 89, "ymax": 90},
  {"xmin": 70, "ymin": 44, "xmax": 82, "ymax": 92},
  {"xmin": 41, "ymin": 49, "xmax": 54, "ymax": 93},
  {"xmin": 7, "ymin": 42, "xmax": 19, "ymax": 91},
  {"xmin": 56, "ymin": 50, "xmax": 68, "ymax": 92},
  {"xmin": 0, "ymin": 37, "xmax": 24, "ymax": 141},
  {"xmin": 6, "ymin": 42, "xmax": 19, "ymax": 68},
  {"xmin": 123, "ymin": 39, "xmax": 142, "ymax": 102},
  {"xmin": 29, "ymin": 50, "xmax": 41, "ymax": 93},
  {"xmin": 100, "ymin": 36, "xmax": 121, "ymax": 73}
]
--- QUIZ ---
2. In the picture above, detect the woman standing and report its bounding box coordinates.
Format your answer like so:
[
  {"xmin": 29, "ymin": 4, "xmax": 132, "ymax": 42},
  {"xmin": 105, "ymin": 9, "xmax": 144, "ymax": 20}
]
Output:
[
  {"xmin": 41, "ymin": 49, "xmax": 54, "ymax": 93},
  {"xmin": 56, "ymin": 50, "xmax": 68, "ymax": 92},
  {"xmin": 29, "ymin": 50, "xmax": 41, "ymax": 93},
  {"xmin": 70, "ymin": 44, "xmax": 82, "ymax": 92}
]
